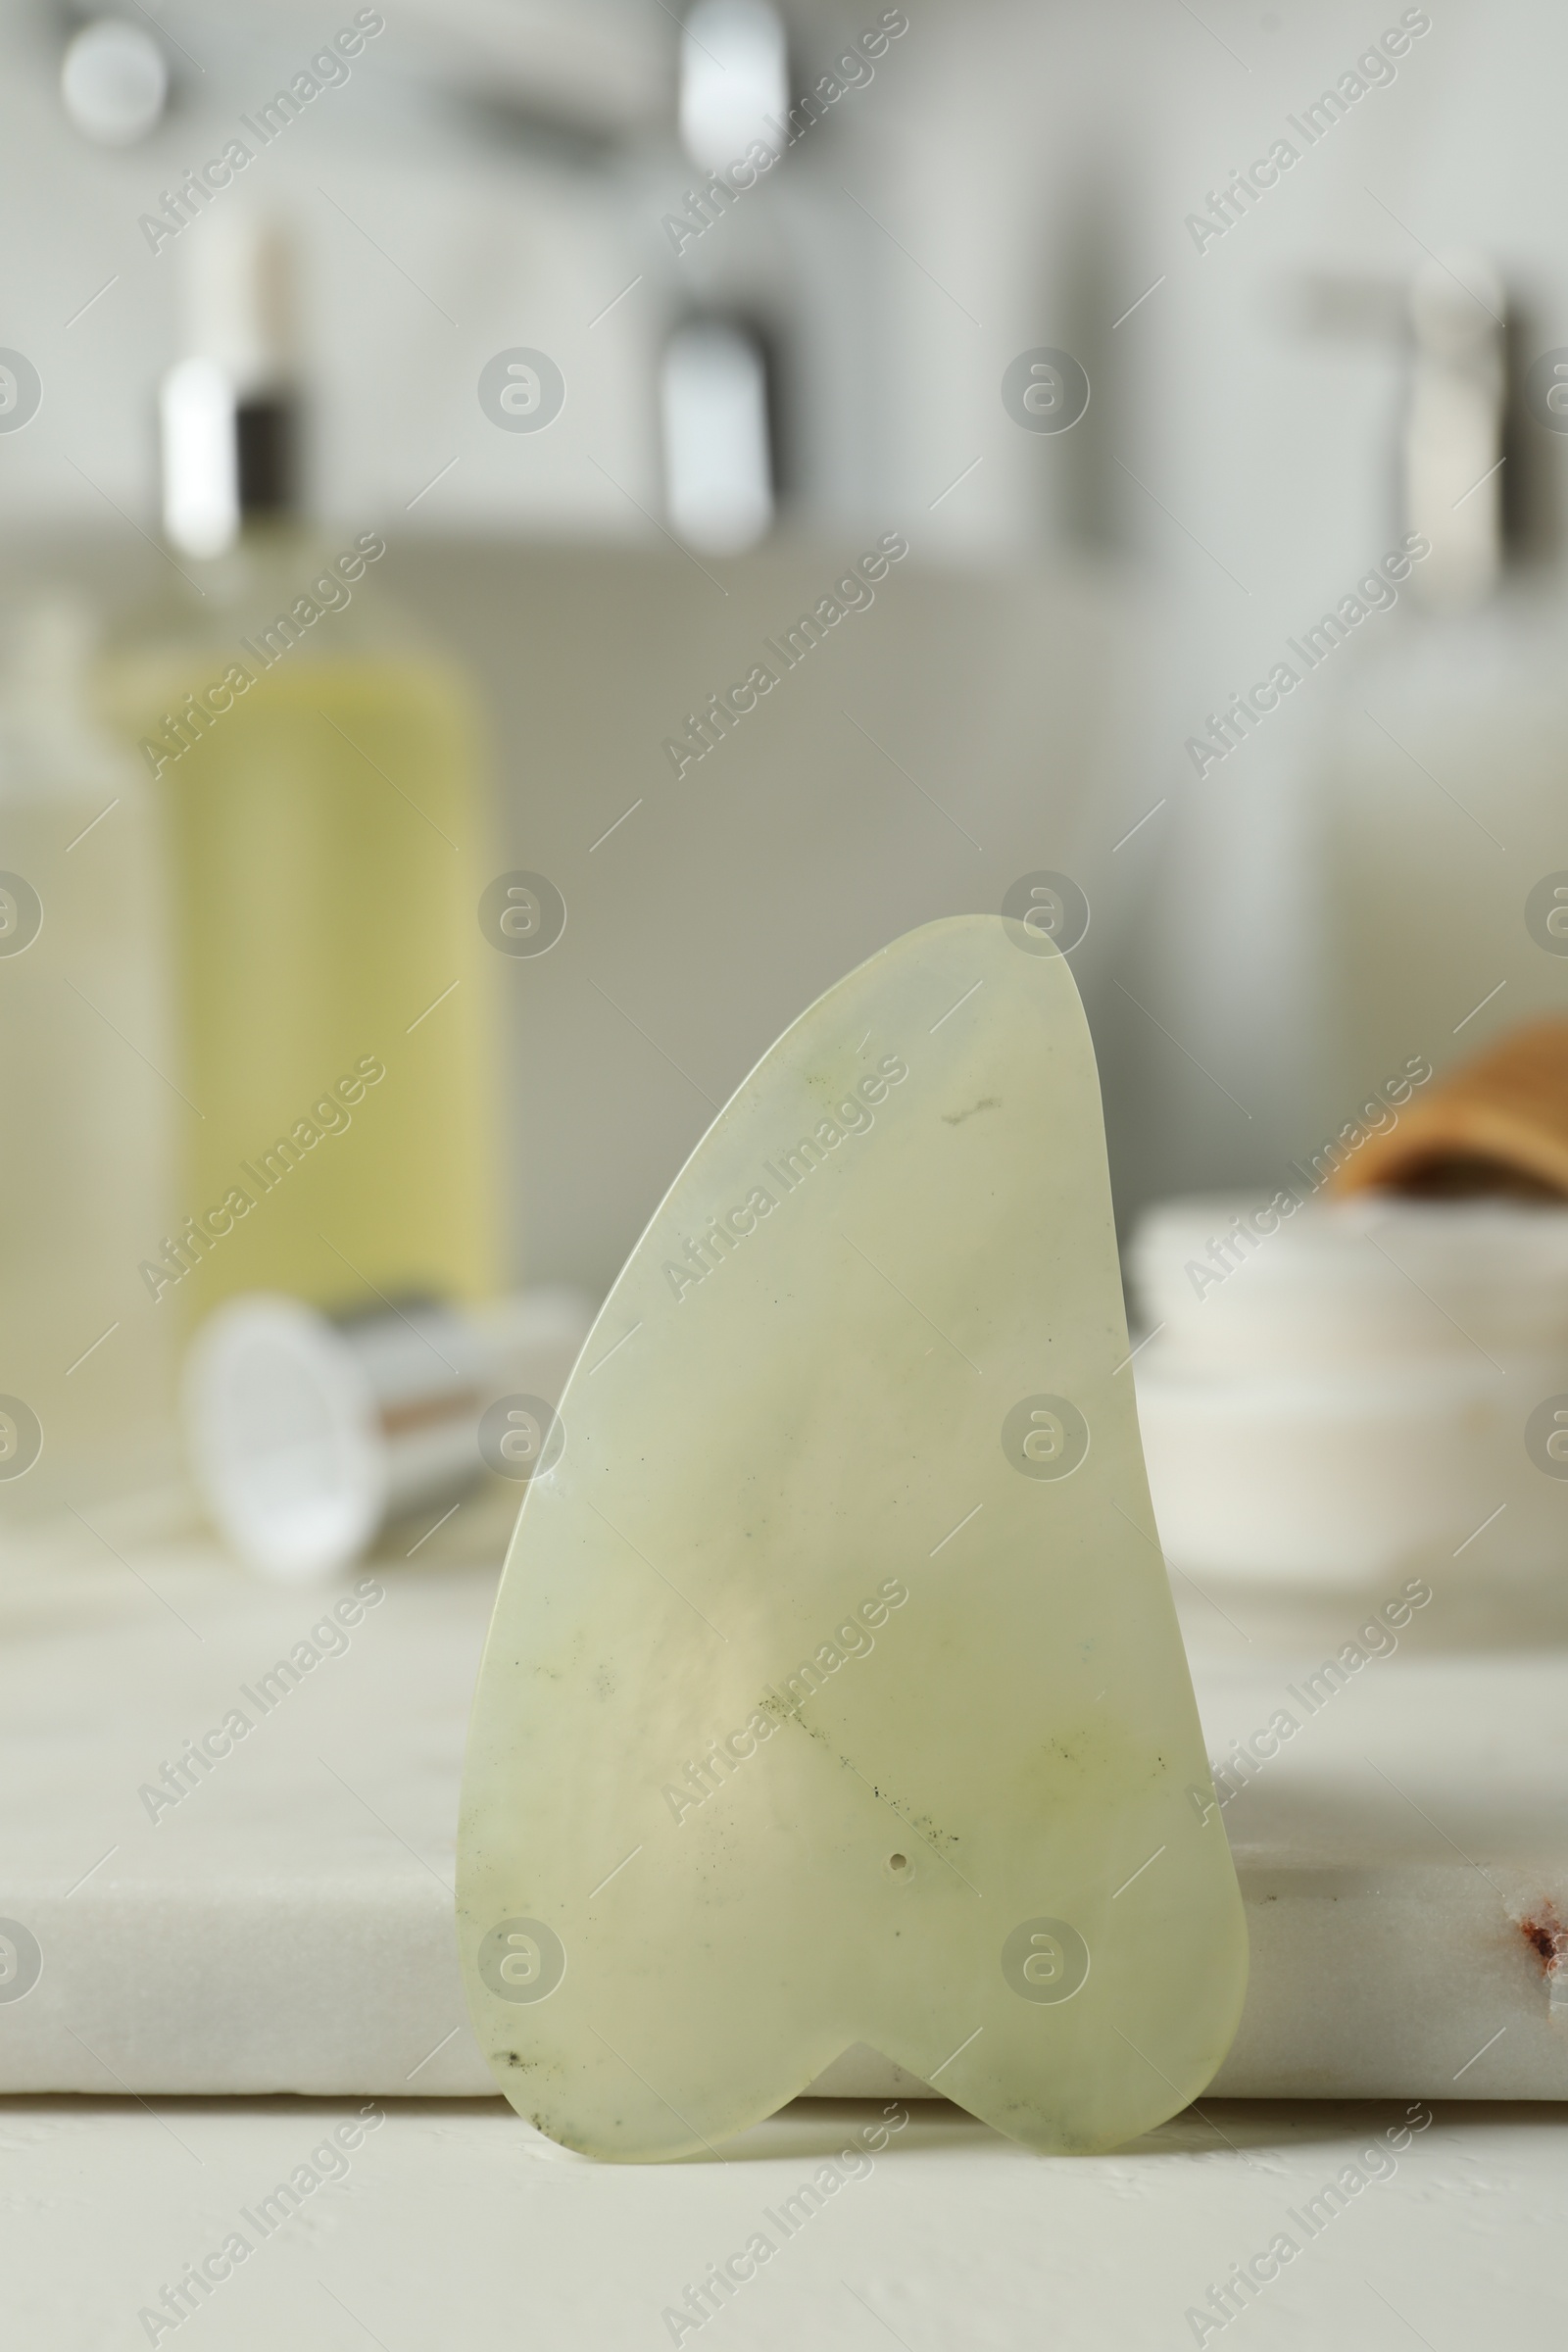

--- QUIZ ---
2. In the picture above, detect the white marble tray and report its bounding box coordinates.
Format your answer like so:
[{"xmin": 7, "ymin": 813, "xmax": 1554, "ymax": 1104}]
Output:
[{"xmin": 3, "ymin": 1493, "xmax": 1565, "ymax": 2100}]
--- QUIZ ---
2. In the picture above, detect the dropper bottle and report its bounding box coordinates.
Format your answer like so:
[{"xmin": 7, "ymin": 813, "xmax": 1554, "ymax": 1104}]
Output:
[
  {"xmin": 1313, "ymin": 250, "xmax": 1568, "ymax": 1102},
  {"xmin": 99, "ymin": 210, "xmax": 499, "ymax": 1326}
]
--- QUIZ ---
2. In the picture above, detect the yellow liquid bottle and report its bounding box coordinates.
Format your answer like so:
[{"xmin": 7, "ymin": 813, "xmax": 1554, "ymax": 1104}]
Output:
[
  {"xmin": 99, "ymin": 221, "xmax": 497, "ymax": 1325},
  {"xmin": 104, "ymin": 564, "xmax": 496, "ymax": 1319}
]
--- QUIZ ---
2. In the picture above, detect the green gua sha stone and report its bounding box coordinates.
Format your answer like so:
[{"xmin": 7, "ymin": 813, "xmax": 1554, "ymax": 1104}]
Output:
[{"xmin": 458, "ymin": 913, "xmax": 1247, "ymax": 2158}]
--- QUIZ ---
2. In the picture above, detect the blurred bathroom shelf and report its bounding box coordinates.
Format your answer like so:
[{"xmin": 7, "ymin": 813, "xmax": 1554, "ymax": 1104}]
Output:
[
  {"xmin": 3, "ymin": 1516, "xmax": 1567, "ymax": 2102},
  {"xmin": 383, "ymin": 0, "xmax": 674, "ymax": 130},
  {"xmin": 122, "ymin": 0, "xmax": 673, "ymax": 136}
]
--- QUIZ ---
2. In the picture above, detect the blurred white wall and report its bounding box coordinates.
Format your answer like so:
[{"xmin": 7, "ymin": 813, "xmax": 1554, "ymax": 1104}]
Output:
[
  {"xmin": 8, "ymin": 0, "xmax": 1568, "ymax": 1266},
  {"xmin": 853, "ymin": 0, "xmax": 1568, "ymax": 1209}
]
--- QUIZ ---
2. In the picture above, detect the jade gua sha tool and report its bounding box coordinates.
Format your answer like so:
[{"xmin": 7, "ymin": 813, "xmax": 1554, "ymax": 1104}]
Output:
[{"xmin": 458, "ymin": 913, "xmax": 1247, "ymax": 2158}]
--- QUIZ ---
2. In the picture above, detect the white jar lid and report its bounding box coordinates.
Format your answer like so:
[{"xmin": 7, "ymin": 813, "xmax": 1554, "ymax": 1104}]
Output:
[{"xmin": 1131, "ymin": 1193, "xmax": 1568, "ymax": 1369}]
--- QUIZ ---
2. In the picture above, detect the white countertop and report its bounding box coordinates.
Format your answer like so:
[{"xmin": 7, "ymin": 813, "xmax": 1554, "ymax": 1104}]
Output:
[{"xmin": 9, "ymin": 2090, "xmax": 1566, "ymax": 2347}]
